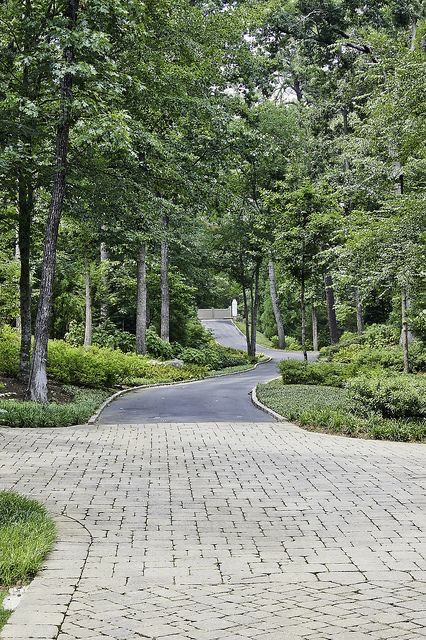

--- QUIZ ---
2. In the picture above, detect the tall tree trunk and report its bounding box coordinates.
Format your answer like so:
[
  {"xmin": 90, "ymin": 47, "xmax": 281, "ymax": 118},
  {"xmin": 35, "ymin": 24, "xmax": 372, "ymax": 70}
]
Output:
[
  {"xmin": 17, "ymin": 2, "xmax": 35, "ymax": 382},
  {"xmin": 18, "ymin": 177, "xmax": 33, "ymax": 382},
  {"xmin": 160, "ymin": 216, "xmax": 170, "ymax": 342},
  {"xmin": 241, "ymin": 285, "xmax": 251, "ymax": 354},
  {"xmin": 83, "ymin": 269, "xmax": 92, "ymax": 348},
  {"xmin": 27, "ymin": 0, "xmax": 79, "ymax": 402},
  {"xmin": 311, "ymin": 305, "xmax": 318, "ymax": 352},
  {"xmin": 136, "ymin": 244, "xmax": 147, "ymax": 355},
  {"xmin": 410, "ymin": 17, "xmax": 417, "ymax": 51},
  {"xmin": 99, "ymin": 240, "xmax": 109, "ymax": 321},
  {"xmin": 268, "ymin": 258, "xmax": 285, "ymax": 348},
  {"xmin": 15, "ymin": 235, "xmax": 22, "ymax": 332},
  {"xmin": 300, "ymin": 264, "xmax": 308, "ymax": 362},
  {"xmin": 249, "ymin": 263, "xmax": 260, "ymax": 358},
  {"xmin": 355, "ymin": 287, "xmax": 364, "ymax": 336},
  {"xmin": 401, "ymin": 286, "xmax": 410, "ymax": 373},
  {"xmin": 324, "ymin": 274, "xmax": 339, "ymax": 345}
]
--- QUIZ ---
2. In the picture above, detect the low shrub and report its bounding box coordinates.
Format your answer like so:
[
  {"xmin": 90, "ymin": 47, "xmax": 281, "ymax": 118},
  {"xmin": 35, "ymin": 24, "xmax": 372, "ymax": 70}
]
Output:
[
  {"xmin": 130, "ymin": 363, "xmax": 208, "ymax": 385},
  {"xmin": 65, "ymin": 320, "xmax": 136, "ymax": 352},
  {"xmin": 298, "ymin": 407, "xmax": 362, "ymax": 437},
  {"xmin": 0, "ymin": 389, "xmax": 109, "ymax": 428},
  {"xmin": 0, "ymin": 491, "xmax": 55, "ymax": 585},
  {"xmin": 283, "ymin": 336, "xmax": 303, "ymax": 351},
  {"xmin": 179, "ymin": 346, "xmax": 219, "ymax": 368},
  {"xmin": 0, "ymin": 326, "xmax": 20, "ymax": 376},
  {"xmin": 411, "ymin": 340, "xmax": 426, "ymax": 373},
  {"xmin": 180, "ymin": 344, "xmax": 249, "ymax": 370},
  {"xmin": 278, "ymin": 360, "xmax": 353, "ymax": 387},
  {"xmin": 48, "ymin": 341, "xmax": 135, "ymax": 386},
  {"xmin": 348, "ymin": 373, "xmax": 426, "ymax": 420},
  {"xmin": 366, "ymin": 417, "xmax": 426, "ymax": 442},
  {"xmin": 411, "ymin": 309, "xmax": 426, "ymax": 343},
  {"xmin": 145, "ymin": 328, "xmax": 175, "ymax": 360},
  {"xmin": 331, "ymin": 344, "xmax": 403, "ymax": 371},
  {"xmin": 256, "ymin": 379, "xmax": 426, "ymax": 442},
  {"xmin": 48, "ymin": 341, "xmax": 204, "ymax": 387},
  {"xmin": 184, "ymin": 319, "xmax": 212, "ymax": 349},
  {"xmin": 362, "ymin": 323, "xmax": 400, "ymax": 347}
]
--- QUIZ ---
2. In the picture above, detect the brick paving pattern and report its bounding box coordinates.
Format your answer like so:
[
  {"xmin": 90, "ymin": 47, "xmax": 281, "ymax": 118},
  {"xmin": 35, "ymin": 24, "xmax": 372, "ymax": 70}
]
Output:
[{"xmin": 0, "ymin": 421, "xmax": 425, "ymax": 639}]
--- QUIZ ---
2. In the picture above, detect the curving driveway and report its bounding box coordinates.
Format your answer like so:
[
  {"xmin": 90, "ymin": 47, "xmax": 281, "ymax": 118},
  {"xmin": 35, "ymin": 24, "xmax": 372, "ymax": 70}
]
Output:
[
  {"xmin": 1, "ymin": 322, "xmax": 425, "ymax": 640},
  {"xmin": 98, "ymin": 320, "xmax": 314, "ymax": 424}
]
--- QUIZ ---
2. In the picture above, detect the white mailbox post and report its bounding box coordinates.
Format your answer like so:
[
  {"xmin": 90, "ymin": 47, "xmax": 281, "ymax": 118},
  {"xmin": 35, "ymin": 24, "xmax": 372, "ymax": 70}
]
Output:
[{"xmin": 231, "ymin": 299, "xmax": 238, "ymax": 318}]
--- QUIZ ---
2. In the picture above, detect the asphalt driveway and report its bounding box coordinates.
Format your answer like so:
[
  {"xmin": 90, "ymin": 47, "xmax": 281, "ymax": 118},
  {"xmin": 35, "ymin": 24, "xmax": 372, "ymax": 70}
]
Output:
[{"xmin": 98, "ymin": 320, "xmax": 313, "ymax": 424}]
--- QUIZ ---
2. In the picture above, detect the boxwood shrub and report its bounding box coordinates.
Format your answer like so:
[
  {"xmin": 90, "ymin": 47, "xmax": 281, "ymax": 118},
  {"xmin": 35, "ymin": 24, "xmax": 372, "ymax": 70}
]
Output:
[
  {"xmin": 348, "ymin": 373, "xmax": 426, "ymax": 420},
  {"xmin": 278, "ymin": 360, "xmax": 355, "ymax": 387}
]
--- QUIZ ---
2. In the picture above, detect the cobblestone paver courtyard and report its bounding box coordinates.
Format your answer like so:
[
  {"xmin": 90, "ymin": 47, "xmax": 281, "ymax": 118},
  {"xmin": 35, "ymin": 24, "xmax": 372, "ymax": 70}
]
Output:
[{"xmin": 0, "ymin": 421, "xmax": 425, "ymax": 639}]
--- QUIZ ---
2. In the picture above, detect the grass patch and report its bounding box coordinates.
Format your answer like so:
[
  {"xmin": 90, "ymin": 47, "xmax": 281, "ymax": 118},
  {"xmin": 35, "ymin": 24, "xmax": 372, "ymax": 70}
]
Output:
[
  {"xmin": 0, "ymin": 387, "xmax": 110, "ymax": 428},
  {"xmin": 0, "ymin": 591, "xmax": 10, "ymax": 630},
  {"xmin": 0, "ymin": 492, "xmax": 55, "ymax": 631},
  {"xmin": 257, "ymin": 380, "xmax": 426, "ymax": 442},
  {"xmin": 257, "ymin": 380, "xmax": 348, "ymax": 421},
  {"xmin": 0, "ymin": 492, "xmax": 55, "ymax": 586}
]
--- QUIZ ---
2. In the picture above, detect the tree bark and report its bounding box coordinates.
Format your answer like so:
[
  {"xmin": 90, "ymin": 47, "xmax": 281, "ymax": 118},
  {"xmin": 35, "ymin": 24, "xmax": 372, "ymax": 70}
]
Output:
[
  {"xmin": 311, "ymin": 305, "xmax": 318, "ymax": 352},
  {"xmin": 300, "ymin": 263, "xmax": 308, "ymax": 362},
  {"xmin": 324, "ymin": 274, "xmax": 339, "ymax": 344},
  {"xmin": 27, "ymin": 0, "xmax": 79, "ymax": 402},
  {"xmin": 17, "ymin": 1, "xmax": 35, "ymax": 382},
  {"xmin": 160, "ymin": 216, "xmax": 170, "ymax": 342},
  {"xmin": 249, "ymin": 263, "xmax": 260, "ymax": 358},
  {"xmin": 241, "ymin": 285, "xmax": 251, "ymax": 354},
  {"xmin": 83, "ymin": 269, "xmax": 92, "ymax": 348},
  {"xmin": 15, "ymin": 237, "xmax": 21, "ymax": 332},
  {"xmin": 401, "ymin": 286, "xmax": 410, "ymax": 373},
  {"xmin": 355, "ymin": 287, "xmax": 364, "ymax": 336},
  {"xmin": 136, "ymin": 244, "xmax": 147, "ymax": 355},
  {"xmin": 99, "ymin": 240, "xmax": 109, "ymax": 321},
  {"xmin": 268, "ymin": 258, "xmax": 285, "ymax": 348}
]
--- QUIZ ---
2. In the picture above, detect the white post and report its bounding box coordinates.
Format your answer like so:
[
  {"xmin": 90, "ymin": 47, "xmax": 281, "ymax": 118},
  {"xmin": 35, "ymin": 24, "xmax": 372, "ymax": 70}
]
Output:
[{"xmin": 231, "ymin": 299, "xmax": 238, "ymax": 318}]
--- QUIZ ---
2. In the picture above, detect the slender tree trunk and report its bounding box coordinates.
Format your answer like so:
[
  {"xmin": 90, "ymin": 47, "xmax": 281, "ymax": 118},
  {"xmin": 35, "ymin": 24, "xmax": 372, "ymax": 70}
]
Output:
[
  {"xmin": 17, "ymin": 2, "xmax": 35, "ymax": 382},
  {"xmin": 249, "ymin": 263, "xmax": 260, "ymax": 358},
  {"xmin": 83, "ymin": 269, "xmax": 92, "ymax": 348},
  {"xmin": 17, "ymin": 174, "xmax": 33, "ymax": 382},
  {"xmin": 239, "ymin": 255, "xmax": 251, "ymax": 354},
  {"xmin": 311, "ymin": 305, "xmax": 318, "ymax": 352},
  {"xmin": 242, "ymin": 285, "xmax": 251, "ymax": 354},
  {"xmin": 355, "ymin": 287, "xmax": 364, "ymax": 336},
  {"xmin": 27, "ymin": 0, "xmax": 79, "ymax": 402},
  {"xmin": 300, "ymin": 265, "xmax": 308, "ymax": 362},
  {"xmin": 268, "ymin": 258, "xmax": 285, "ymax": 348},
  {"xmin": 324, "ymin": 274, "xmax": 339, "ymax": 344},
  {"xmin": 401, "ymin": 286, "xmax": 410, "ymax": 373},
  {"xmin": 136, "ymin": 244, "xmax": 147, "ymax": 355},
  {"xmin": 410, "ymin": 18, "xmax": 417, "ymax": 51},
  {"xmin": 160, "ymin": 216, "xmax": 170, "ymax": 342},
  {"xmin": 15, "ymin": 236, "xmax": 21, "ymax": 332},
  {"xmin": 99, "ymin": 240, "xmax": 109, "ymax": 321}
]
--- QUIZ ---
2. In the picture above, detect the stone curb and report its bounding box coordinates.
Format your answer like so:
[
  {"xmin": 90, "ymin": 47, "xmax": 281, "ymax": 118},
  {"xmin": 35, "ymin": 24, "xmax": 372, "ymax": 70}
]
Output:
[
  {"xmin": 88, "ymin": 357, "xmax": 272, "ymax": 424},
  {"xmin": 0, "ymin": 514, "xmax": 92, "ymax": 640},
  {"xmin": 251, "ymin": 377, "xmax": 288, "ymax": 422}
]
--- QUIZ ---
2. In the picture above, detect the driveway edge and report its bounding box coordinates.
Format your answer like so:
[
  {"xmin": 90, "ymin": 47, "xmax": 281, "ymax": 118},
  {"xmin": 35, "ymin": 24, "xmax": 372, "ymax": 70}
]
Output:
[{"xmin": 251, "ymin": 378, "xmax": 288, "ymax": 422}]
